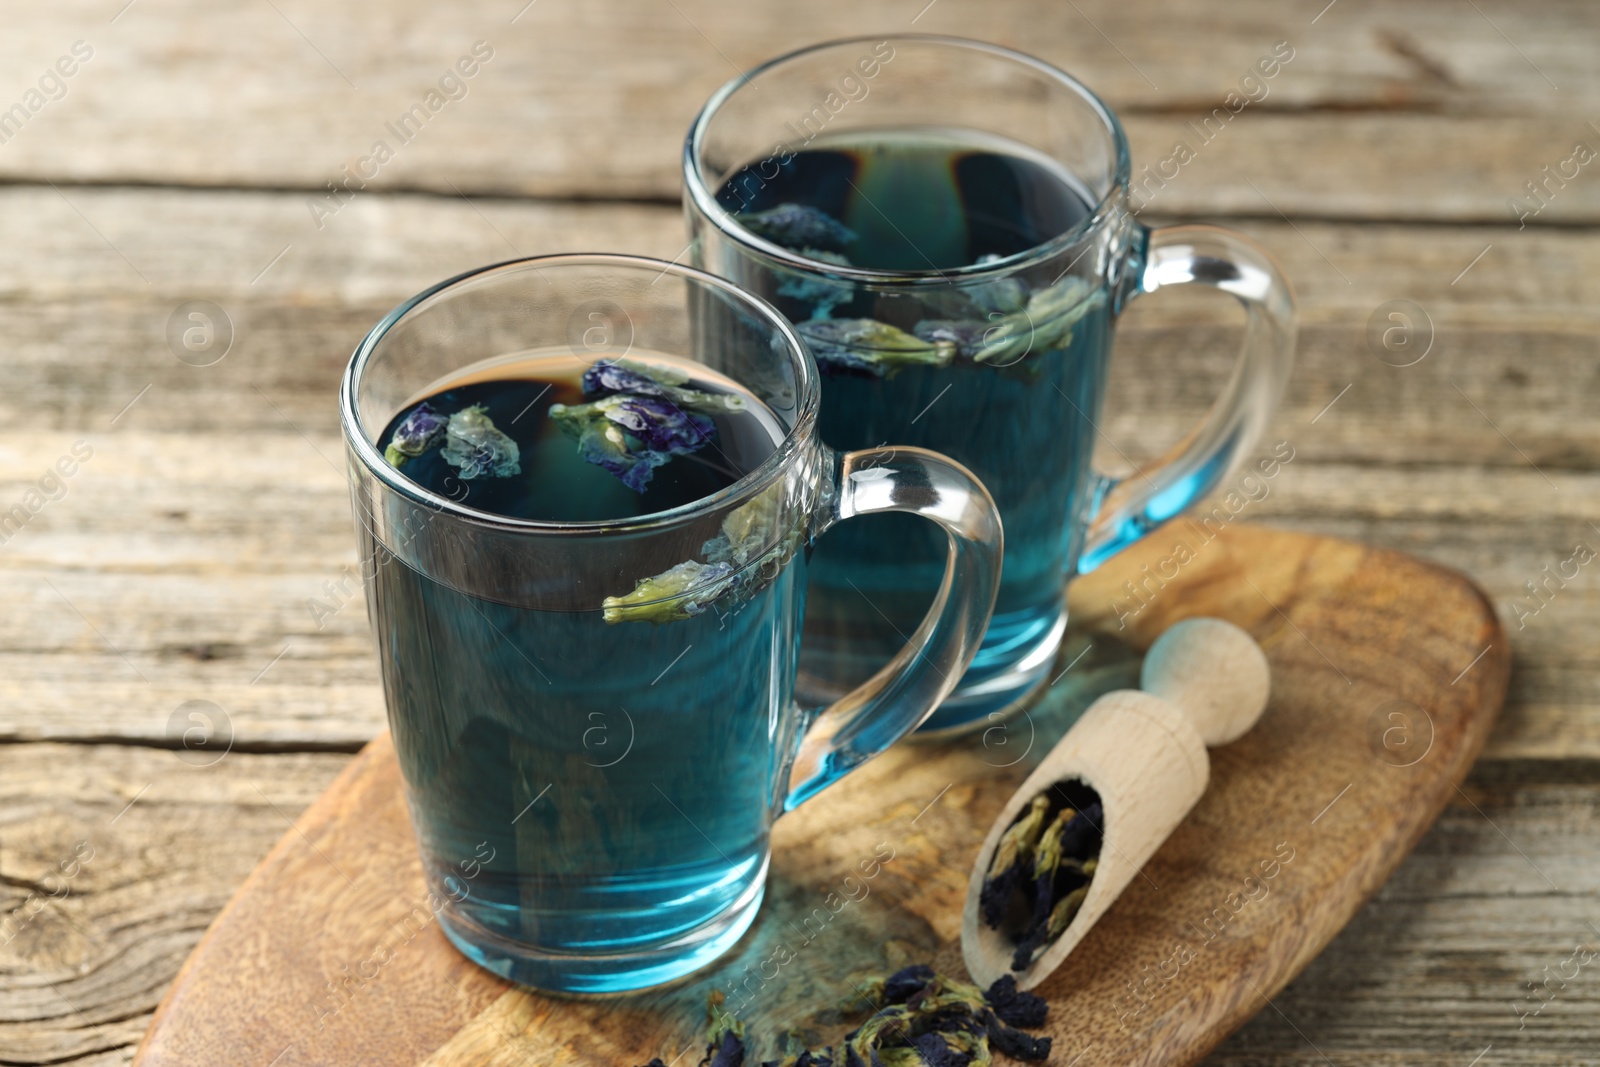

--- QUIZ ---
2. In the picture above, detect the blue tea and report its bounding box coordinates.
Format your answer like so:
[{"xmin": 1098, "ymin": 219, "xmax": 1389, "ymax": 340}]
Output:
[
  {"xmin": 369, "ymin": 351, "xmax": 800, "ymax": 992},
  {"xmin": 715, "ymin": 127, "xmax": 1111, "ymax": 726}
]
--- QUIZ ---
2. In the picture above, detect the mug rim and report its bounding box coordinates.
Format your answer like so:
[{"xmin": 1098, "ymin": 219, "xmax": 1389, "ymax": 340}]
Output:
[
  {"xmin": 339, "ymin": 252, "xmax": 819, "ymax": 535},
  {"xmin": 683, "ymin": 33, "xmax": 1133, "ymax": 286}
]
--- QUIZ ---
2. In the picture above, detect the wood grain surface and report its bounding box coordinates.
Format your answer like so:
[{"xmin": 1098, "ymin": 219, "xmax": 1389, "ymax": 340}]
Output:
[
  {"xmin": 2, "ymin": 0, "xmax": 1597, "ymax": 1063},
  {"xmin": 127, "ymin": 526, "xmax": 1510, "ymax": 1067}
]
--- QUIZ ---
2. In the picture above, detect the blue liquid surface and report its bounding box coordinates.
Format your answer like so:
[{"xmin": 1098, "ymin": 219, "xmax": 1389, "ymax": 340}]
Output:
[
  {"xmin": 370, "ymin": 353, "xmax": 798, "ymax": 990},
  {"xmin": 718, "ymin": 128, "xmax": 1112, "ymax": 717}
]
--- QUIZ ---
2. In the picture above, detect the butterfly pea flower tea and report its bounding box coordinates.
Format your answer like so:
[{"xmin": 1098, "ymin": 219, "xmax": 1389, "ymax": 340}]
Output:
[
  {"xmin": 340, "ymin": 255, "xmax": 1001, "ymax": 992},
  {"xmin": 687, "ymin": 36, "xmax": 1296, "ymax": 733}
]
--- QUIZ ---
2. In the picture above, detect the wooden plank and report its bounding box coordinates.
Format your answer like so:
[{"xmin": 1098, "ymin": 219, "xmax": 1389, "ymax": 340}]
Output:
[
  {"xmin": 0, "ymin": 744, "xmax": 348, "ymax": 1066},
  {"xmin": 0, "ymin": 2, "xmax": 1594, "ymax": 219},
  {"xmin": 0, "ymin": 186, "xmax": 1593, "ymax": 319},
  {"xmin": 0, "ymin": 189, "xmax": 1594, "ymax": 756}
]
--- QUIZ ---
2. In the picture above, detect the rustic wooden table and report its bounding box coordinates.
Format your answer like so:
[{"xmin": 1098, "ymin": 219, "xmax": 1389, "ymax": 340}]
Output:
[{"xmin": 1, "ymin": 2, "xmax": 1594, "ymax": 1063}]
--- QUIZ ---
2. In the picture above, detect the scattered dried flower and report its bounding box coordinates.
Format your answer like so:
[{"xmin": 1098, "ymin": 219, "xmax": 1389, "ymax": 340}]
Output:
[{"xmin": 633, "ymin": 965, "xmax": 1050, "ymax": 1067}]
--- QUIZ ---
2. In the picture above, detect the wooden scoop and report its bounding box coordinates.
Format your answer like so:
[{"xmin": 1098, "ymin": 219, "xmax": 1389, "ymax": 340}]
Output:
[{"xmin": 961, "ymin": 617, "xmax": 1271, "ymax": 990}]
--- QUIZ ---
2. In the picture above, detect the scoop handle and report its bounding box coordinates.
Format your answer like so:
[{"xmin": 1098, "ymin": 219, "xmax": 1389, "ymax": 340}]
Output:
[{"xmin": 1139, "ymin": 617, "xmax": 1271, "ymax": 746}]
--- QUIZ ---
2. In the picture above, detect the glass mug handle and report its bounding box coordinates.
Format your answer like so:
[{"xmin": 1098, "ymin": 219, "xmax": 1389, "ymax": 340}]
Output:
[
  {"xmin": 784, "ymin": 446, "xmax": 1003, "ymax": 809},
  {"xmin": 1078, "ymin": 223, "xmax": 1296, "ymax": 573}
]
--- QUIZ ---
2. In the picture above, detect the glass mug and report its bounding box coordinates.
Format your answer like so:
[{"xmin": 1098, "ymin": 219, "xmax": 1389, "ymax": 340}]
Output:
[
  {"xmin": 339, "ymin": 254, "xmax": 1001, "ymax": 993},
  {"xmin": 685, "ymin": 35, "xmax": 1295, "ymax": 733}
]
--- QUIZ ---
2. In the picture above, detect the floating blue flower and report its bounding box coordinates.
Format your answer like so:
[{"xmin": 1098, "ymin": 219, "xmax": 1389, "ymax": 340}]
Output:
[
  {"xmin": 549, "ymin": 394, "xmax": 716, "ymax": 493},
  {"xmin": 382, "ymin": 401, "xmax": 448, "ymax": 467},
  {"xmin": 913, "ymin": 319, "xmax": 995, "ymax": 362},
  {"xmin": 737, "ymin": 203, "xmax": 858, "ymax": 252},
  {"xmin": 581, "ymin": 359, "xmax": 746, "ymax": 414},
  {"xmin": 797, "ymin": 318, "xmax": 954, "ymax": 377},
  {"xmin": 776, "ymin": 249, "xmax": 855, "ymax": 319},
  {"xmin": 439, "ymin": 405, "xmax": 521, "ymax": 480},
  {"xmin": 913, "ymin": 276, "xmax": 1107, "ymax": 367}
]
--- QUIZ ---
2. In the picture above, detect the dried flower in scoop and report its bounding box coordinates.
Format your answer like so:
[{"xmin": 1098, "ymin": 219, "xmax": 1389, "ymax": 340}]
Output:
[
  {"xmin": 1011, "ymin": 802, "xmax": 1102, "ymax": 970},
  {"xmin": 979, "ymin": 795, "xmax": 1050, "ymax": 928},
  {"xmin": 382, "ymin": 401, "xmax": 449, "ymax": 467},
  {"xmin": 797, "ymin": 318, "xmax": 955, "ymax": 377},
  {"xmin": 602, "ymin": 560, "xmax": 740, "ymax": 624},
  {"xmin": 980, "ymin": 783, "xmax": 1105, "ymax": 973},
  {"xmin": 738, "ymin": 203, "xmax": 858, "ymax": 253},
  {"xmin": 439, "ymin": 405, "xmax": 521, "ymax": 480},
  {"xmin": 550, "ymin": 394, "xmax": 717, "ymax": 493}
]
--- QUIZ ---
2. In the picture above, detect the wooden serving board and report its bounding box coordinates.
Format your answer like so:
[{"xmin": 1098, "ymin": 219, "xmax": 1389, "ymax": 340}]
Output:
[{"xmin": 131, "ymin": 524, "xmax": 1509, "ymax": 1067}]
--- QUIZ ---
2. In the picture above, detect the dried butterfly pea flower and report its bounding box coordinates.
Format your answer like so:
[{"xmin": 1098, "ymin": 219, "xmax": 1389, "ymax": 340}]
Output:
[
  {"xmin": 1011, "ymin": 881, "xmax": 1093, "ymax": 972},
  {"xmin": 1027, "ymin": 809, "xmax": 1077, "ymax": 924},
  {"xmin": 638, "ymin": 965, "xmax": 1050, "ymax": 1067},
  {"xmin": 602, "ymin": 560, "xmax": 740, "ymax": 624},
  {"xmin": 760, "ymin": 1033, "xmax": 836, "ymax": 1067},
  {"xmin": 982, "ymin": 975, "xmax": 1048, "ymax": 1030},
  {"xmin": 909, "ymin": 1031, "xmax": 970, "ymax": 1067},
  {"xmin": 582, "ymin": 359, "xmax": 747, "ymax": 414},
  {"xmin": 738, "ymin": 203, "xmax": 859, "ymax": 253},
  {"xmin": 1010, "ymin": 803, "xmax": 1101, "ymax": 971},
  {"xmin": 879, "ymin": 963, "xmax": 937, "ymax": 1004},
  {"xmin": 549, "ymin": 394, "xmax": 717, "ymax": 493},
  {"xmin": 797, "ymin": 319, "xmax": 955, "ymax": 377},
  {"xmin": 382, "ymin": 401, "xmax": 448, "ymax": 467},
  {"xmin": 981, "ymin": 785, "xmax": 1105, "ymax": 973},
  {"xmin": 979, "ymin": 795, "xmax": 1051, "ymax": 927},
  {"xmin": 700, "ymin": 990, "xmax": 748, "ymax": 1067},
  {"xmin": 704, "ymin": 1030, "xmax": 746, "ymax": 1067},
  {"xmin": 842, "ymin": 966, "xmax": 1052, "ymax": 1066},
  {"xmin": 983, "ymin": 1015, "xmax": 1051, "ymax": 1062},
  {"xmin": 439, "ymin": 405, "xmax": 521, "ymax": 480}
]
